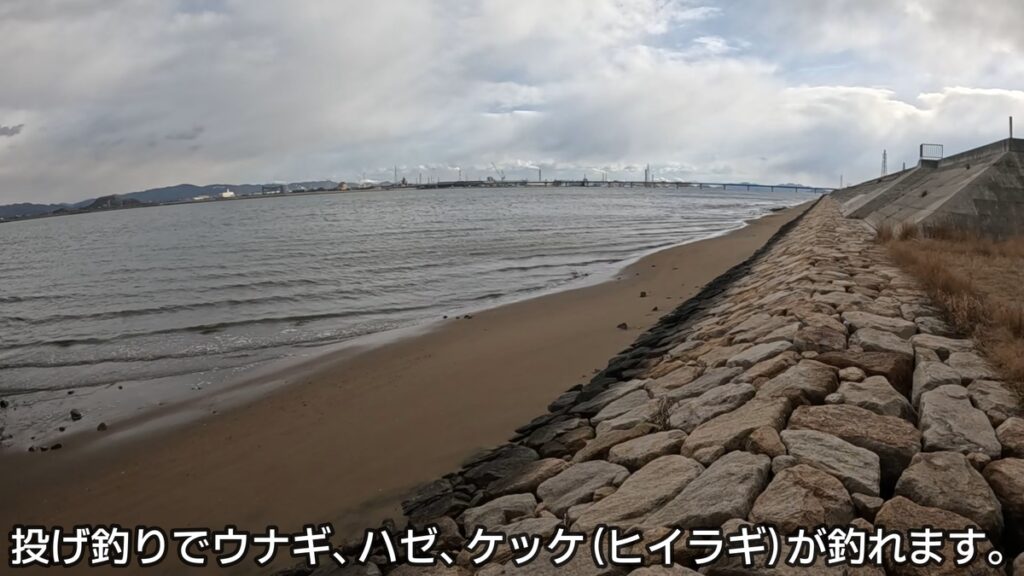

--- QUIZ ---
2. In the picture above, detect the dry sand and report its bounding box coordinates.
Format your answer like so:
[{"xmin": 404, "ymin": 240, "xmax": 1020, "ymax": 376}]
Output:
[{"xmin": 0, "ymin": 202, "xmax": 810, "ymax": 572}]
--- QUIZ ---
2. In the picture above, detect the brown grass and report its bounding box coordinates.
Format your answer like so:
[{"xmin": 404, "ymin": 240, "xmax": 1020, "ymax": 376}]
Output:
[{"xmin": 878, "ymin": 221, "xmax": 1024, "ymax": 385}]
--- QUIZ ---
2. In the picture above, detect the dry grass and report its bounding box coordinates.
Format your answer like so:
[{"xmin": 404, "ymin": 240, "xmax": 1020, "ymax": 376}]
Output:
[{"xmin": 879, "ymin": 221, "xmax": 1024, "ymax": 384}]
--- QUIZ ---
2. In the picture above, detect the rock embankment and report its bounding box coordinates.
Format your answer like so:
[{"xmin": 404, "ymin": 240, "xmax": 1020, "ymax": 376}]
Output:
[{"xmin": 326, "ymin": 199, "xmax": 1024, "ymax": 574}]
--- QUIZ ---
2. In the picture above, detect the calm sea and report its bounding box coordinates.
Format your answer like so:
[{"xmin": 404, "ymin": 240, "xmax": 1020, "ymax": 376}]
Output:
[{"xmin": 0, "ymin": 186, "xmax": 808, "ymax": 406}]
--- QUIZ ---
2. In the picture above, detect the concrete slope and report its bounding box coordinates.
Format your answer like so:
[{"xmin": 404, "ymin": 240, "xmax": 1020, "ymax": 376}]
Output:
[
  {"xmin": 831, "ymin": 169, "xmax": 908, "ymax": 207},
  {"xmin": 845, "ymin": 166, "xmax": 931, "ymax": 220},
  {"xmin": 928, "ymin": 145, "xmax": 1024, "ymax": 235},
  {"xmin": 864, "ymin": 148, "xmax": 1005, "ymax": 228},
  {"xmin": 837, "ymin": 138, "xmax": 1024, "ymax": 235}
]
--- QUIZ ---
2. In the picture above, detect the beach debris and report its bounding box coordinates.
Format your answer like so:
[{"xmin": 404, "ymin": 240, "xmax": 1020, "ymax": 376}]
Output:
[
  {"xmin": 97, "ymin": 422, "xmax": 108, "ymax": 432},
  {"xmin": 69, "ymin": 409, "xmax": 82, "ymax": 421},
  {"xmin": 616, "ymin": 322, "xmax": 628, "ymax": 330},
  {"xmin": 0, "ymin": 399, "xmax": 7, "ymax": 409}
]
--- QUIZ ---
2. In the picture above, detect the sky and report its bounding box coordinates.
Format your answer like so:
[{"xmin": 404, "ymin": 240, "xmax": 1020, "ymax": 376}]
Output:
[{"xmin": 1, "ymin": 0, "xmax": 1023, "ymax": 204}]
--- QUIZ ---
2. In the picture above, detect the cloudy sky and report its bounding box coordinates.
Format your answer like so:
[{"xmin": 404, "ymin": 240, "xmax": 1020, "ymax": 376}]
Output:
[{"xmin": 1, "ymin": 0, "xmax": 1022, "ymax": 204}]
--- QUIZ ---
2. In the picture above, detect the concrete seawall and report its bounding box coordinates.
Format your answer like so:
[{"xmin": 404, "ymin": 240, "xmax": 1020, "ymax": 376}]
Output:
[
  {"xmin": 303, "ymin": 199, "xmax": 1023, "ymax": 575},
  {"xmin": 836, "ymin": 138, "xmax": 1024, "ymax": 236}
]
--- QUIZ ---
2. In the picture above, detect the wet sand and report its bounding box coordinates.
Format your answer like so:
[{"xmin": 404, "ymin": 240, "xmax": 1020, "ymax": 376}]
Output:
[{"xmin": 0, "ymin": 202, "xmax": 811, "ymax": 572}]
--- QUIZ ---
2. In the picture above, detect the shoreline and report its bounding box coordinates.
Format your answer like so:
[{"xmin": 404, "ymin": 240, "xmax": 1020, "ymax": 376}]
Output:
[
  {"xmin": 0, "ymin": 201, "xmax": 812, "ymax": 573},
  {"xmin": 0, "ymin": 203, "xmax": 797, "ymax": 454}
]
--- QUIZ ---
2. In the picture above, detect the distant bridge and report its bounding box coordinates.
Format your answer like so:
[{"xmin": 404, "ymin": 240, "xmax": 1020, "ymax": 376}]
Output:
[{"xmin": 416, "ymin": 179, "xmax": 832, "ymax": 194}]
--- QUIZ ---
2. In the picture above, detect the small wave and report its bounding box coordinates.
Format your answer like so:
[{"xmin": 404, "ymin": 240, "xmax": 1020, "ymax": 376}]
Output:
[
  {"xmin": 0, "ymin": 302, "xmax": 440, "ymax": 353},
  {"xmin": 490, "ymin": 256, "xmax": 622, "ymax": 274},
  {"xmin": 0, "ymin": 288, "xmax": 379, "ymax": 328}
]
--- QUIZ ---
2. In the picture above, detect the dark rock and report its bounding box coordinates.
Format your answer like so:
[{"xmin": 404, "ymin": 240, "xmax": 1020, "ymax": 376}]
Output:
[
  {"xmin": 967, "ymin": 379, "xmax": 1021, "ymax": 427},
  {"xmin": 536, "ymin": 460, "xmax": 629, "ymax": 515},
  {"xmin": 749, "ymin": 464, "xmax": 854, "ymax": 534},
  {"xmin": 997, "ymin": 417, "xmax": 1024, "ymax": 457},
  {"xmin": 756, "ymin": 360, "xmax": 838, "ymax": 406},
  {"xmin": 69, "ymin": 409, "xmax": 82, "ymax": 421},
  {"xmin": 788, "ymin": 404, "xmax": 920, "ymax": 488},
  {"xmin": 574, "ymin": 455, "xmax": 703, "ymax": 531},
  {"xmin": 793, "ymin": 325, "xmax": 847, "ymax": 353},
  {"xmin": 894, "ymin": 451, "xmax": 1003, "ymax": 535},
  {"xmin": 983, "ymin": 458, "xmax": 1024, "ymax": 543},
  {"xmin": 402, "ymin": 478, "xmax": 453, "ymax": 515},
  {"xmin": 642, "ymin": 451, "xmax": 770, "ymax": 528},
  {"xmin": 485, "ymin": 458, "xmax": 570, "ymax": 498},
  {"xmin": 874, "ymin": 497, "xmax": 1001, "ymax": 576},
  {"xmin": 851, "ymin": 493, "xmax": 884, "ymax": 521},
  {"xmin": 524, "ymin": 417, "xmax": 585, "ymax": 448},
  {"xmin": 781, "ymin": 429, "xmax": 881, "ymax": 497},
  {"xmin": 463, "ymin": 445, "xmax": 539, "ymax": 485},
  {"xmin": 572, "ymin": 424, "xmax": 656, "ymax": 463},
  {"xmin": 661, "ymin": 366, "xmax": 742, "ymax": 403},
  {"xmin": 547, "ymin": 390, "xmax": 579, "ymax": 413},
  {"xmin": 461, "ymin": 493, "xmax": 536, "ymax": 532},
  {"xmin": 682, "ymin": 398, "xmax": 792, "ymax": 465},
  {"xmin": 815, "ymin": 351, "xmax": 914, "ymax": 396},
  {"xmin": 607, "ymin": 430, "xmax": 686, "ymax": 470},
  {"xmin": 837, "ymin": 376, "xmax": 915, "ymax": 421},
  {"xmin": 919, "ymin": 385, "xmax": 1001, "ymax": 458},
  {"xmin": 571, "ymin": 379, "xmax": 646, "ymax": 416},
  {"xmin": 744, "ymin": 426, "xmax": 786, "ymax": 458},
  {"xmin": 668, "ymin": 383, "xmax": 755, "ymax": 433}
]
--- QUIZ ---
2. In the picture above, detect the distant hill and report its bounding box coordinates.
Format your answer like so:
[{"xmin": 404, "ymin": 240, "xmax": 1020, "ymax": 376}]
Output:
[
  {"xmin": 49, "ymin": 195, "xmax": 149, "ymax": 216},
  {"xmin": 120, "ymin": 184, "xmax": 211, "ymax": 204},
  {"xmin": 83, "ymin": 195, "xmax": 148, "ymax": 210},
  {"xmin": 0, "ymin": 180, "xmax": 340, "ymax": 220},
  {"xmin": 0, "ymin": 202, "xmax": 68, "ymax": 219}
]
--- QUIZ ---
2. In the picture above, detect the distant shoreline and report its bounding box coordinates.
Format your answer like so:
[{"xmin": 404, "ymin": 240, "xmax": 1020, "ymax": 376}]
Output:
[{"xmin": 0, "ymin": 181, "xmax": 829, "ymax": 225}]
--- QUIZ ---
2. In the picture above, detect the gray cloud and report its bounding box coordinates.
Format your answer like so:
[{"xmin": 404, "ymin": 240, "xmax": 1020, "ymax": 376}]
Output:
[
  {"xmin": 0, "ymin": 0, "xmax": 1021, "ymax": 203},
  {"xmin": 0, "ymin": 123, "xmax": 23, "ymax": 137},
  {"xmin": 165, "ymin": 125, "xmax": 204, "ymax": 141}
]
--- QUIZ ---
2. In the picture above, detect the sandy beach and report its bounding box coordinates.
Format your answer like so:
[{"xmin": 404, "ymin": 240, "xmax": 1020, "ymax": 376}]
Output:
[{"xmin": 0, "ymin": 202, "xmax": 811, "ymax": 573}]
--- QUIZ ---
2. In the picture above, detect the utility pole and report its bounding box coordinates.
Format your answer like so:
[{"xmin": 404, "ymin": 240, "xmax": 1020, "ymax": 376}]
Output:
[
  {"xmin": 394, "ymin": 165, "xmax": 398, "ymax": 184},
  {"xmin": 840, "ymin": 174, "xmax": 844, "ymax": 189},
  {"xmin": 881, "ymin": 150, "xmax": 888, "ymax": 177},
  {"xmin": 1011, "ymin": 116, "xmax": 1015, "ymax": 139}
]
